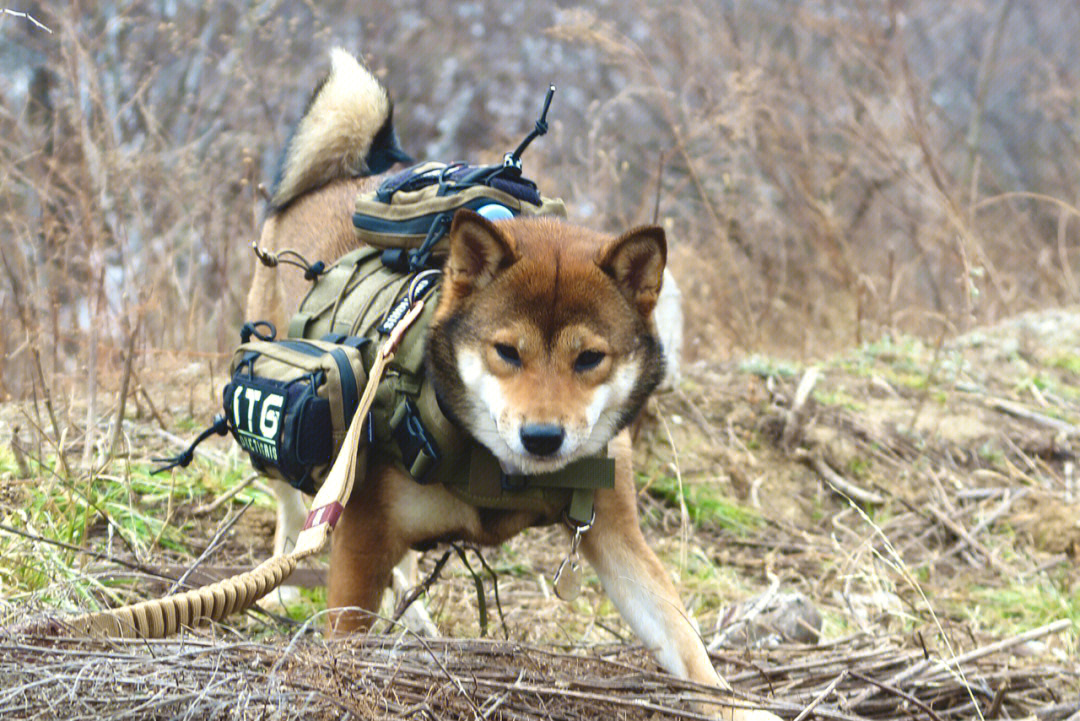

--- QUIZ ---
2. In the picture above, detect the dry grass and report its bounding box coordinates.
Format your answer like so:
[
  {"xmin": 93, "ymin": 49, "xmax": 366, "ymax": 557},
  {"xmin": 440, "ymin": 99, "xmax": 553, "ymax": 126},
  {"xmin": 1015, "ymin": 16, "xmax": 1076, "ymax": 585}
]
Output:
[
  {"xmin": 0, "ymin": 629, "xmax": 1071, "ymax": 720},
  {"xmin": 2, "ymin": 1, "xmax": 1080, "ymax": 399}
]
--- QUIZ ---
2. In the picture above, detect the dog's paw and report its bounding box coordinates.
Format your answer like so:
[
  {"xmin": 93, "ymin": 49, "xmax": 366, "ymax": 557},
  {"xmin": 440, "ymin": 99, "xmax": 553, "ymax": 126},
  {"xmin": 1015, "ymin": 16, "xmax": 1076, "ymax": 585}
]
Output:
[{"xmin": 707, "ymin": 703, "xmax": 783, "ymax": 721}]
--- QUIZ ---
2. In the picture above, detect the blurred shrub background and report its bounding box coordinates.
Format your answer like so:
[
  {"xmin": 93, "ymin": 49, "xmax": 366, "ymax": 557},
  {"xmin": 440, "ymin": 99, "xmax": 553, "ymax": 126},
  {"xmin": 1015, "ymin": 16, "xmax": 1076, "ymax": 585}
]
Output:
[{"xmin": 1, "ymin": 0, "xmax": 1077, "ymax": 399}]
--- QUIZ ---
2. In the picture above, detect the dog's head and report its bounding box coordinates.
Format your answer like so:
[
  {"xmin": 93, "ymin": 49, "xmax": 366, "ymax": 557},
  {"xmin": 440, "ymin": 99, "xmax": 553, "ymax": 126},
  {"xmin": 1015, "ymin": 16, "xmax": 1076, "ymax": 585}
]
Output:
[{"xmin": 426, "ymin": 209, "xmax": 666, "ymax": 474}]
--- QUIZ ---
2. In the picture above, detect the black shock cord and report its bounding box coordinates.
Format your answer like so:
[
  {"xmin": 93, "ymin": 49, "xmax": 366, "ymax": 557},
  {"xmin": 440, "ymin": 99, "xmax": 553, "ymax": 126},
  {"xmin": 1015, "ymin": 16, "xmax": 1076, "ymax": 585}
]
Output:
[
  {"xmin": 504, "ymin": 85, "xmax": 555, "ymax": 170},
  {"xmin": 151, "ymin": 414, "xmax": 229, "ymax": 474},
  {"xmin": 251, "ymin": 242, "xmax": 327, "ymax": 281}
]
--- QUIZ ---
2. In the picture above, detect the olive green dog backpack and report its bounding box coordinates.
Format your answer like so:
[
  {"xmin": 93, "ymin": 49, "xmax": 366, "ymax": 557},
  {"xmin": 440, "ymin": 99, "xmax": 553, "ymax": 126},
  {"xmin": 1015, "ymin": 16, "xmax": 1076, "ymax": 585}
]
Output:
[
  {"xmin": 200, "ymin": 157, "xmax": 566, "ymax": 496},
  {"xmin": 355, "ymin": 160, "xmax": 566, "ymax": 273}
]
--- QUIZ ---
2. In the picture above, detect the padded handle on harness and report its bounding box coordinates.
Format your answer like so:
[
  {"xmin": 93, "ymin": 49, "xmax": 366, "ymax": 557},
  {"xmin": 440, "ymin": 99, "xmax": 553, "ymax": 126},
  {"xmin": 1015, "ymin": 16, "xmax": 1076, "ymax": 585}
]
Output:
[{"xmin": 62, "ymin": 299, "xmax": 429, "ymax": 639}]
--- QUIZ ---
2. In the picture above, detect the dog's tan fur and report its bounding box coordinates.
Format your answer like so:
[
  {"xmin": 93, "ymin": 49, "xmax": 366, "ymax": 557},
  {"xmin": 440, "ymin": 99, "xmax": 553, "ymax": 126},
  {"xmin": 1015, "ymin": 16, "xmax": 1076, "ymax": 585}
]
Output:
[{"xmin": 247, "ymin": 49, "xmax": 778, "ymax": 721}]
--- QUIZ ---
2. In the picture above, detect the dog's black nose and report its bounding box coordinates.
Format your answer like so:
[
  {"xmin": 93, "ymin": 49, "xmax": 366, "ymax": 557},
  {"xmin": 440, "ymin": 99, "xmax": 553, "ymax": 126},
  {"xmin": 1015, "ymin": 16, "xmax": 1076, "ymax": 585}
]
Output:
[{"xmin": 520, "ymin": 424, "xmax": 564, "ymax": 456}]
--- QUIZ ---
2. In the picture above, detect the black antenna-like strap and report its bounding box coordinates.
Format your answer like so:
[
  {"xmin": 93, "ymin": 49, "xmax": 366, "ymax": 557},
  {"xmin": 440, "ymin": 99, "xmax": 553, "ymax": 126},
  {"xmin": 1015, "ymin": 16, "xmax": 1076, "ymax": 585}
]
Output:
[{"xmin": 504, "ymin": 85, "xmax": 555, "ymax": 170}]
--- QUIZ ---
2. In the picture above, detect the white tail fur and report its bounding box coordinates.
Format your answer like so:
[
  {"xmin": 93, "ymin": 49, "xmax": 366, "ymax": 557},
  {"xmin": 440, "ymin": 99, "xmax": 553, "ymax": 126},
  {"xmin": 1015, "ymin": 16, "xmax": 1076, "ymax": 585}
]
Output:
[{"xmin": 270, "ymin": 48, "xmax": 393, "ymax": 210}]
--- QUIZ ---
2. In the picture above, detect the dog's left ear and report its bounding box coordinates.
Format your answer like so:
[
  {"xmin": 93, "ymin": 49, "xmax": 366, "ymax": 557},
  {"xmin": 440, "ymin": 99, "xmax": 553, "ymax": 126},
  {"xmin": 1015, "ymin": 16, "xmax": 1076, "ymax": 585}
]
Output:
[
  {"xmin": 599, "ymin": 225, "xmax": 667, "ymax": 318},
  {"xmin": 444, "ymin": 208, "xmax": 517, "ymax": 298}
]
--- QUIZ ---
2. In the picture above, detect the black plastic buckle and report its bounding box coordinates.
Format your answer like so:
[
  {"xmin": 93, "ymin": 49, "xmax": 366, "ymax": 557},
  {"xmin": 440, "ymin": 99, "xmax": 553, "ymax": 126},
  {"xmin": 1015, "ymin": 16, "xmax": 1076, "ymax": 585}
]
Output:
[
  {"xmin": 379, "ymin": 212, "xmax": 450, "ymax": 273},
  {"xmin": 408, "ymin": 212, "xmax": 452, "ymax": 272},
  {"xmin": 320, "ymin": 332, "xmax": 370, "ymax": 352},
  {"xmin": 381, "ymin": 248, "xmax": 409, "ymax": 273},
  {"xmin": 391, "ymin": 399, "xmax": 441, "ymax": 484},
  {"xmin": 500, "ymin": 471, "xmax": 528, "ymax": 492}
]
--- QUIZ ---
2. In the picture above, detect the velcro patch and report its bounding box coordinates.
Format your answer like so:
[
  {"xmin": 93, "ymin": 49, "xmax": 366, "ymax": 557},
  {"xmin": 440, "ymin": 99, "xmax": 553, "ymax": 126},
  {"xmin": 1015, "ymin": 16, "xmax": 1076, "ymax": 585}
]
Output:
[
  {"xmin": 225, "ymin": 376, "xmax": 287, "ymax": 465},
  {"xmin": 303, "ymin": 502, "xmax": 343, "ymax": 530}
]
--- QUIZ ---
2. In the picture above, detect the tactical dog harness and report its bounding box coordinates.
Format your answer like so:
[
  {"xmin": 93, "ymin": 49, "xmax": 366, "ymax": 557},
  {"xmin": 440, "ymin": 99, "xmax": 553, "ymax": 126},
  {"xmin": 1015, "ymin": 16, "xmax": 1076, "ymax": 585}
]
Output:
[
  {"xmin": 284, "ymin": 247, "xmax": 613, "ymax": 526},
  {"xmin": 167, "ymin": 159, "xmax": 611, "ymax": 526}
]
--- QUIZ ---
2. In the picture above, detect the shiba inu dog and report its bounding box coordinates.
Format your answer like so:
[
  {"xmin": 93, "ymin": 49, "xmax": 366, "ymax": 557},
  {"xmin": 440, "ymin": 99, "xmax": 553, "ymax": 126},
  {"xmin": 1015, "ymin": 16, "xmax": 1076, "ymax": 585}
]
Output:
[{"xmin": 247, "ymin": 48, "xmax": 777, "ymax": 721}]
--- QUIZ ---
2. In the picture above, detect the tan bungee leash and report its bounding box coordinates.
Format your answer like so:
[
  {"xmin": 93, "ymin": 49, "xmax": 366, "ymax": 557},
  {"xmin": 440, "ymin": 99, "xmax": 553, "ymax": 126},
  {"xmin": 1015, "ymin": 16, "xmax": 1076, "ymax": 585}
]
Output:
[{"xmin": 65, "ymin": 299, "xmax": 429, "ymax": 639}]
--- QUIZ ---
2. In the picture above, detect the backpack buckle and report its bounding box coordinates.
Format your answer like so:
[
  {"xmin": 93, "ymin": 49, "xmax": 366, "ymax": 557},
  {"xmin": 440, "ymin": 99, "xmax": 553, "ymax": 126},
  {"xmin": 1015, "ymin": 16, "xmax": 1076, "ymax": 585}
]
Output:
[
  {"xmin": 500, "ymin": 470, "xmax": 528, "ymax": 492},
  {"xmin": 390, "ymin": 398, "xmax": 441, "ymax": 484}
]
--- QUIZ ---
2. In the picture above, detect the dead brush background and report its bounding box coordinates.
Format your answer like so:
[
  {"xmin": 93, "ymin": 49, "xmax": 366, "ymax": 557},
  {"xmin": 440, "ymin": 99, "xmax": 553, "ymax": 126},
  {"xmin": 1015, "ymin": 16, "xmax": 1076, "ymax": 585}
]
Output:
[
  {"xmin": 1, "ymin": 2, "xmax": 1079, "ymax": 720},
  {"xmin": 3, "ymin": 1, "xmax": 1079, "ymax": 391}
]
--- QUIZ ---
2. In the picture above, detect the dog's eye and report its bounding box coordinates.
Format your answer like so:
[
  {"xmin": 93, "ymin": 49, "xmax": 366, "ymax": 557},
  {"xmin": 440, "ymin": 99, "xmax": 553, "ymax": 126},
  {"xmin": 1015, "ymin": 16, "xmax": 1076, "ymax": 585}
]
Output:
[
  {"xmin": 494, "ymin": 343, "xmax": 521, "ymax": 367},
  {"xmin": 574, "ymin": 350, "xmax": 606, "ymax": 372}
]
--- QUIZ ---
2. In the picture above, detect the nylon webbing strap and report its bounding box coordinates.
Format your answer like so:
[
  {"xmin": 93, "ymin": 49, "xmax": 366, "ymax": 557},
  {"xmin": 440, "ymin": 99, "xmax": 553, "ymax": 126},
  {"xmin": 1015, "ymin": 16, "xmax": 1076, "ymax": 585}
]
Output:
[
  {"xmin": 439, "ymin": 446, "xmax": 614, "ymax": 525},
  {"xmin": 504, "ymin": 456, "xmax": 615, "ymax": 491},
  {"xmin": 66, "ymin": 300, "xmax": 429, "ymax": 639}
]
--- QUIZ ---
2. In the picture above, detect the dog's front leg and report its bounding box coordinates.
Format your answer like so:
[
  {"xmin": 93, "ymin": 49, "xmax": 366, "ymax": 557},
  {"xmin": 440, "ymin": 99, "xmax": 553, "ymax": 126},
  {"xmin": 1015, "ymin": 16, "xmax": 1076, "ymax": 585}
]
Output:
[
  {"xmin": 326, "ymin": 464, "xmax": 479, "ymax": 636},
  {"xmin": 327, "ymin": 466, "xmax": 409, "ymax": 635},
  {"xmin": 580, "ymin": 433, "xmax": 720, "ymax": 684},
  {"xmin": 581, "ymin": 432, "xmax": 779, "ymax": 721},
  {"xmin": 257, "ymin": 478, "xmax": 310, "ymax": 609}
]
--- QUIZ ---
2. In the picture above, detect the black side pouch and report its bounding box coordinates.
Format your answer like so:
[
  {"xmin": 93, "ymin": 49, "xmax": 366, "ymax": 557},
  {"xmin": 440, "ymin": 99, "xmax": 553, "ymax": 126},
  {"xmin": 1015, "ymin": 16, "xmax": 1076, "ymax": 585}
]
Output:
[
  {"xmin": 223, "ymin": 374, "xmax": 333, "ymax": 493},
  {"xmin": 223, "ymin": 336, "xmax": 366, "ymax": 494}
]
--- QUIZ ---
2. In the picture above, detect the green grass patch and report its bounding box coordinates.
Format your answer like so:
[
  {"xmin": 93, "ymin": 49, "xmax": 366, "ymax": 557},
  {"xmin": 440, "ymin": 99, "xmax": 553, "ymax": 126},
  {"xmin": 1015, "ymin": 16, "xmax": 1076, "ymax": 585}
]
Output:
[
  {"xmin": 191, "ymin": 463, "xmax": 274, "ymax": 510},
  {"xmin": 0, "ymin": 447, "xmax": 265, "ymax": 606},
  {"xmin": 883, "ymin": 368, "xmax": 930, "ymax": 390},
  {"xmin": 846, "ymin": 456, "xmax": 872, "ymax": 480},
  {"xmin": 858, "ymin": 335, "xmax": 928, "ymax": 370},
  {"xmin": 171, "ymin": 416, "xmax": 206, "ymax": 433},
  {"xmin": 1047, "ymin": 351, "xmax": 1080, "ymax": 375},
  {"xmin": 1, "ymin": 458, "xmax": 200, "ymax": 595},
  {"xmin": 963, "ymin": 579, "xmax": 1080, "ymax": 642},
  {"xmin": 818, "ymin": 608, "xmax": 856, "ymax": 641},
  {"xmin": 977, "ymin": 441, "xmax": 1006, "ymax": 468},
  {"xmin": 644, "ymin": 474, "xmax": 762, "ymax": 534},
  {"xmin": 739, "ymin": 355, "xmax": 801, "ymax": 379},
  {"xmin": 814, "ymin": 388, "xmax": 866, "ymax": 412},
  {"xmin": 286, "ymin": 586, "xmax": 327, "ymax": 622}
]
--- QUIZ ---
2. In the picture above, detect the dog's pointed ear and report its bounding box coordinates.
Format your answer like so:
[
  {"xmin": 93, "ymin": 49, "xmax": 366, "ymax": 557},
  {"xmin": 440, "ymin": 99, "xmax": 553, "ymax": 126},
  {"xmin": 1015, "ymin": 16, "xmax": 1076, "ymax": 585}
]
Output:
[
  {"xmin": 444, "ymin": 208, "xmax": 517, "ymax": 297},
  {"xmin": 598, "ymin": 225, "xmax": 667, "ymax": 318}
]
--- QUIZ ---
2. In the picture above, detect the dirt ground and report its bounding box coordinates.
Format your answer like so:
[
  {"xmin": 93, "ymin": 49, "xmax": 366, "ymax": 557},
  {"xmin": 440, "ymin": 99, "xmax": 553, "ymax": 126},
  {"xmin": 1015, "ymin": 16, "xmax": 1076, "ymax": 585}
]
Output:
[{"xmin": 0, "ymin": 307, "xmax": 1078, "ymax": 719}]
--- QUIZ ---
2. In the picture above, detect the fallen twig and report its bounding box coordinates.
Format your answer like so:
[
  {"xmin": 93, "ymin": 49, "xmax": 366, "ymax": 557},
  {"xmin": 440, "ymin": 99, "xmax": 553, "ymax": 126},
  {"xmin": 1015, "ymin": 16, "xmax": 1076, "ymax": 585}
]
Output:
[
  {"xmin": 0, "ymin": 8, "xmax": 52, "ymax": 32},
  {"xmin": 192, "ymin": 473, "xmax": 260, "ymax": 515},
  {"xmin": 933, "ymin": 619, "xmax": 1072, "ymax": 671},
  {"xmin": 167, "ymin": 499, "xmax": 253, "ymax": 595},
  {"xmin": 925, "ymin": 504, "xmax": 1011, "ymax": 575},
  {"xmin": 795, "ymin": 449, "xmax": 885, "ymax": 505},
  {"xmin": 783, "ymin": 366, "xmax": 821, "ymax": 450},
  {"xmin": 939, "ymin": 487, "xmax": 1029, "ymax": 562},
  {"xmin": 0, "ymin": 630, "xmax": 1068, "ymax": 721},
  {"xmin": 848, "ymin": 669, "xmax": 945, "ymax": 721},
  {"xmin": 791, "ymin": 669, "xmax": 845, "ymax": 721},
  {"xmin": 849, "ymin": 618, "xmax": 1073, "ymax": 709},
  {"xmin": 987, "ymin": 398, "xmax": 1080, "ymax": 437},
  {"xmin": 392, "ymin": 548, "xmax": 452, "ymax": 629}
]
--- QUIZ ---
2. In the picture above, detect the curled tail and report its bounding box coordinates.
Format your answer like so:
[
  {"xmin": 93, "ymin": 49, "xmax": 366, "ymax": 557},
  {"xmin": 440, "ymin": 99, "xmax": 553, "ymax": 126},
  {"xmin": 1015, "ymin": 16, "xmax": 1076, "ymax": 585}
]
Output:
[{"xmin": 269, "ymin": 48, "xmax": 411, "ymax": 212}]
